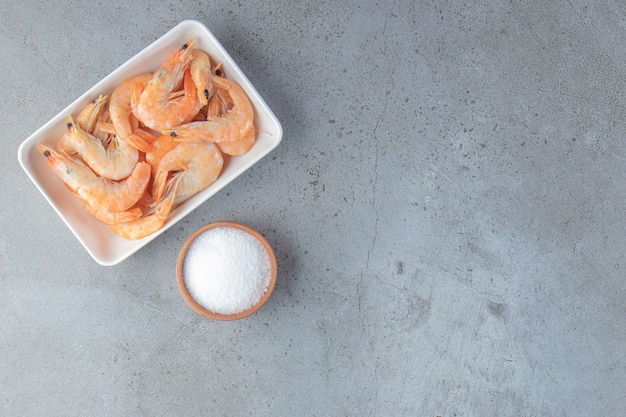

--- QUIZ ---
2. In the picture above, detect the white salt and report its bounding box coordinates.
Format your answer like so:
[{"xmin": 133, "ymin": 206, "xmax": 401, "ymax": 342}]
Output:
[{"xmin": 183, "ymin": 227, "xmax": 271, "ymax": 315}]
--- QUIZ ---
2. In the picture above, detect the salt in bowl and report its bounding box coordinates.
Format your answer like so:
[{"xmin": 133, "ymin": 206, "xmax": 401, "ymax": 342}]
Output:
[{"xmin": 176, "ymin": 221, "xmax": 277, "ymax": 320}]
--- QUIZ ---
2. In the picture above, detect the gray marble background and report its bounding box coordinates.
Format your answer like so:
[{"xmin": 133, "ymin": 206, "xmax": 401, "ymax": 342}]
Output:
[{"xmin": 1, "ymin": 0, "xmax": 625, "ymax": 415}]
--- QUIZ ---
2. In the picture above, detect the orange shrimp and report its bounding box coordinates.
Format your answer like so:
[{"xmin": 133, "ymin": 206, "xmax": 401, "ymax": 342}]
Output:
[
  {"xmin": 62, "ymin": 116, "xmax": 139, "ymax": 180},
  {"xmin": 212, "ymin": 61, "xmax": 224, "ymax": 77},
  {"xmin": 152, "ymin": 142, "xmax": 223, "ymax": 206},
  {"xmin": 75, "ymin": 94, "xmax": 108, "ymax": 133},
  {"xmin": 190, "ymin": 49, "xmax": 214, "ymax": 106},
  {"xmin": 145, "ymin": 134, "xmax": 179, "ymax": 178},
  {"xmin": 181, "ymin": 69, "xmax": 205, "ymax": 125},
  {"xmin": 92, "ymin": 107, "xmax": 115, "ymax": 145},
  {"xmin": 109, "ymin": 72, "xmax": 153, "ymax": 152},
  {"xmin": 82, "ymin": 204, "xmax": 143, "ymax": 225},
  {"xmin": 109, "ymin": 175, "xmax": 182, "ymax": 240},
  {"xmin": 205, "ymin": 95, "xmax": 223, "ymax": 119},
  {"xmin": 57, "ymin": 95, "xmax": 108, "ymax": 153},
  {"xmin": 164, "ymin": 75, "xmax": 253, "ymax": 143},
  {"xmin": 136, "ymin": 40, "xmax": 200, "ymax": 130},
  {"xmin": 205, "ymin": 83, "xmax": 233, "ymax": 118},
  {"xmin": 197, "ymin": 84, "xmax": 256, "ymax": 156},
  {"xmin": 203, "ymin": 87, "xmax": 256, "ymax": 156},
  {"xmin": 38, "ymin": 144, "xmax": 151, "ymax": 213},
  {"xmin": 217, "ymin": 125, "xmax": 256, "ymax": 156}
]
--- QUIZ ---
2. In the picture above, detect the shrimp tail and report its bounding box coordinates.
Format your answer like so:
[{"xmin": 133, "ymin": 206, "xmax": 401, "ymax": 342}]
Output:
[
  {"xmin": 134, "ymin": 127, "xmax": 157, "ymax": 145},
  {"xmin": 126, "ymin": 131, "xmax": 153, "ymax": 153},
  {"xmin": 83, "ymin": 204, "xmax": 144, "ymax": 225}
]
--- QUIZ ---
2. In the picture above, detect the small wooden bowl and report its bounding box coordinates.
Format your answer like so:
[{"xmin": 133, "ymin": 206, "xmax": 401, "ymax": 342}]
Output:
[{"xmin": 176, "ymin": 221, "xmax": 277, "ymax": 320}]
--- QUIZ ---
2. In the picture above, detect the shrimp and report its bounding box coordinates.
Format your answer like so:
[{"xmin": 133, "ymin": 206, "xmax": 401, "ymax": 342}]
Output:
[
  {"xmin": 133, "ymin": 128, "xmax": 159, "ymax": 150},
  {"xmin": 205, "ymin": 83, "xmax": 233, "ymax": 118},
  {"xmin": 145, "ymin": 134, "xmax": 179, "ymax": 178},
  {"xmin": 109, "ymin": 175, "xmax": 182, "ymax": 240},
  {"xmin": 95, "ymin": 119, "xmax": 116, "ymax": 137},
  {"xmin": 203, "ymin": 87, "xmax": 256, "ymax": 156},
  {"xmin": 212, "ymin": 61, "xmax": 224, "ymax": 77},
  {"xmin": 109, "ymin": 72, "xmax": 153, "ymax": 152},
  {"xmin": 190, "ymin": 49, "xmax": 214, "ymax": 106},
  {"xmin": 63, "ymin": 116, "xmax": 139, "ymax": 180},
  {"xmin": 92, "ymin": 107, "xmax": 115, "ymax": 145},
  {"xmin": 181, "ymin": 68, "xmax": 205, "ymax": 125},
  {"xmin": 38, "ymin": 144, "xmax": 151, "ymax": 213},
  {"xmin": 152, "ymin": 142, "xmax": 223, "ymax": 206},
  {"xmin": 82, "ymin": 204, "xmax": 143, "ymax": 225},
  {"xmin": 217, "ymin": 124, "xmax": 256, "ymax": 156},
  {"xmin": 163, "ymin": 75, "xmax": 253, "ymax": 143},
  {"xmin": 75, "ymin": 94, "xmax": 108, "ymax": 133},
  {"xmin": 205, "ymin": 95, "xmax": 223, "ymax": 120},
  {"xmin": 57, "ymin": 95, "xmax": 108, "ymax": 153},
  {"xmin": 136, "ymin": 40, "xmax": 200, "ymax": 130}
]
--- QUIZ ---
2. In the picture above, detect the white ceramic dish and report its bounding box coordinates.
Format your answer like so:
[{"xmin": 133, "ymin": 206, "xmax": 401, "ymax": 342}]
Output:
[{"xmin": 17, "ymin": 20, "xmax": 282, "ymax": 266}]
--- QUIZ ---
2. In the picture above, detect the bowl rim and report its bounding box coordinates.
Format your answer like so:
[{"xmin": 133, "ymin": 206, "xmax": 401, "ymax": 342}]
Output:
[{"xmin": 176, "ymin": 221, "xmax": 277, "ymax": 320}]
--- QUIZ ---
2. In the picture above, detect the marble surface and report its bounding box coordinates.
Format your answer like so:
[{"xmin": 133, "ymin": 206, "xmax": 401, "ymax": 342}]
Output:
[{"xmin": 2, "ymin": 0, "xmax": 625, "ymax": 415}]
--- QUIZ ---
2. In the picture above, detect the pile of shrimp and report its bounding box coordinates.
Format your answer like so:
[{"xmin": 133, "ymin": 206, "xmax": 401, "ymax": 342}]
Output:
[{"xmin": 38, "ymin": 39, "xmax": 256, "ymax": 240}]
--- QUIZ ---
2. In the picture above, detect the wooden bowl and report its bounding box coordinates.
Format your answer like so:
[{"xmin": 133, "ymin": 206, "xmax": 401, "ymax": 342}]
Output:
[{"xmin": 176, "ymin": 221, "xmax": 277, "ymax": 320}]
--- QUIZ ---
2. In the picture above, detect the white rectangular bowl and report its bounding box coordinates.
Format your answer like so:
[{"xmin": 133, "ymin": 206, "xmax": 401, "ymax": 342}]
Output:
[{"xmin": 17, "ymin": 20, "xmax": 283, "ymax": 266}]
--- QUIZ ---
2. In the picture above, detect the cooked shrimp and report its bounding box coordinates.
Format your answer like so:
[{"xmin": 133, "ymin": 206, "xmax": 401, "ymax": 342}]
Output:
[
  {"xmin": 134, "ymin": 128, "xmax": 159, "ymax": 150},
  {"xmin": 205, "ymin": 95, "xmax": 223, "ymax": 119},
  {"xmin": 191, "ymin": 107, "xmax": 208, "ymax": 122},
  {"xmin": 95, "ymin": 120, "xmax": 116, "ymax": 136},
  {"xmin": 203, "ymin": 89, "xmax": 256, "ymax": 155},
  {"xmin": 110, "ymin": 72, "xmax": 153, "ymax": 152},
  {"xmin": 109, "ymin": 176, "xmax": 181, "ymax": 240},
  {"xmin": 145, "ymin": 134, "xmax": 179, "ymax": 178},
  {"xmin": 136, "ymin": 40, "xmax": 200, "ymax": 130},
  {"xmin": 181, "ymin": 69, "xmax": 205, "ymax": 125},
  {"xmin": 57, "ymin": 95, "xmax": 108, "ymax": 153},
  {"xmin": 83, "ymin": 204, "xmax": 143, "ymax": 225},
  {"xmin": 38, "ymin": 144, "xmax": 150, "ymax": 213},
  {"xmin": 217, "ymin": 125, "xmax": 256, "ymax": 156},
  {"xmin": 212, "ymin": 61, "xmax": 224, "ymax": 77},
  {"xmin": 205, "ymin": 84, "xmax": 233, "ymax": 118},
  {"xmin": 63, "ymin": 116, "xmax": 139, "ymax": 180},
  {"xmin": 164, "ymin": 75, "xmax": 253, "ymax": 143},
  {"xmin": 152, "ymin": 142, "xmax": 223, "ymax": 206},
  {"xmin": 190, "ymin": 49, "xmax": 214, "ymax": 106},
  {"xmin": 75, "ymin": 94, "xmax": 108, "ymax": 133},
  {"xmin": 92, "ymin": 107, "xmax": 115, "ymax": 145},
  {"xmin": 170, "ymin": 77, "xmax": 255, "ymax": 156}
]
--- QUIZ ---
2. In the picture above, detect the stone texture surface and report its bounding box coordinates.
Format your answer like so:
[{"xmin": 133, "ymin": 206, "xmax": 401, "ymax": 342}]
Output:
[{"xmin": 1, "ymin": 0, "xmax": 625, "ymax": 415}]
